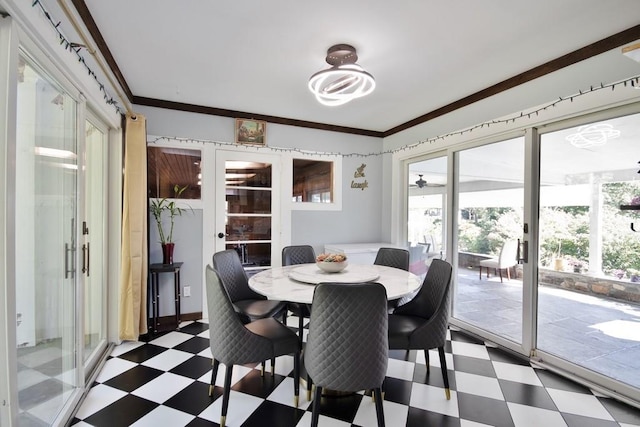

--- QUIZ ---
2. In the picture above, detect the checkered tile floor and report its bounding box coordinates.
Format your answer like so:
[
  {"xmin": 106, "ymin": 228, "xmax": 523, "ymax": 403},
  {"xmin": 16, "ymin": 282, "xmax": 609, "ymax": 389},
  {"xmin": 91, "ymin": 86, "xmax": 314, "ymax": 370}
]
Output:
[{"xmin": 71, "ymin": 319, "xmax": 640, "ymax": 427}]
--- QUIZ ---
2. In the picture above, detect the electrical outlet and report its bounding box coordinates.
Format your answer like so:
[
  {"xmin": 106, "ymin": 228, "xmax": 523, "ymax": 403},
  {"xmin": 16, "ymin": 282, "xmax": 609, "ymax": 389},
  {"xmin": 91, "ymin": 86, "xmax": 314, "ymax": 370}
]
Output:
[{"xmin": 183, "ymin": 286, "xmax": 191, "ymax": 297}]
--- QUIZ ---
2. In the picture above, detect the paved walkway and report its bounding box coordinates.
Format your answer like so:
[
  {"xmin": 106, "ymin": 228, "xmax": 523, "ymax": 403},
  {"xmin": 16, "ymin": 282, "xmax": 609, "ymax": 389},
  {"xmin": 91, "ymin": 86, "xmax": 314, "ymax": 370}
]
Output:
[{"xmin": 455, "ymin": 268, "xmax": 640, "ymax": 389}]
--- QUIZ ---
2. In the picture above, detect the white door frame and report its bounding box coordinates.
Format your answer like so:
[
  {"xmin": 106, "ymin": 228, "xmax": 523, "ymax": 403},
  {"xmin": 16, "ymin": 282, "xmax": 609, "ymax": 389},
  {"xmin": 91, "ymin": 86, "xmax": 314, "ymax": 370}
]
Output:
[{"xmin": 202, "ymin": 148, "xmax": 283, "ymax": 319}]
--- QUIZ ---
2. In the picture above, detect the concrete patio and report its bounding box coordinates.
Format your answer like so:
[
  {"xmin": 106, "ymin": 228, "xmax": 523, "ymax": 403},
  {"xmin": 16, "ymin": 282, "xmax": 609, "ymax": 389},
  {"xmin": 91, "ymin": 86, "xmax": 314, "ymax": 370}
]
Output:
[{"xmin": 454, "ymin": 268, "xmax": 640, "ymax": 389}]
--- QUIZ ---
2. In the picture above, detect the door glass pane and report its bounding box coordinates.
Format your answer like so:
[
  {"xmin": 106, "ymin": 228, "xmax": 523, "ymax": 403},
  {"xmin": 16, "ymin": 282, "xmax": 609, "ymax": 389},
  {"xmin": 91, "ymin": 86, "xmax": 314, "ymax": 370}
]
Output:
[
  {"xmin": 225, "ymin": 161, "xmax": 272, "ymax": 269},
  {"xmin": 16, "ymin": 55, "xmax": 78, "ymax": 424},
  {"xmin": 453, "ymin": 137, "xmax": 524, "ymax": 344},
  {"xmin": 83, "ymin": 120, "xmax": 106, "ymax": 365},
  {"xmin": 407, "ymin": 157, "xmax": 447, "ymax": 278},
  {"xmin": 538, "ymin": 114, "xmax": 640, "ymax": 388}
]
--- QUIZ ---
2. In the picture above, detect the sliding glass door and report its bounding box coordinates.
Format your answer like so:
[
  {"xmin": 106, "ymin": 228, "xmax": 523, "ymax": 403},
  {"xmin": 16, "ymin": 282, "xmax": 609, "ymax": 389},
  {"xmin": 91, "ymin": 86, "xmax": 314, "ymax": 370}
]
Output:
[
  {"xmin": 537, "ymin": 113, "xmax": 640, "ymax": 390},
  {"xmin": 82, "ymin": 117, "xmax": 108, "ymax": 374},
  {"xmin": 406, "ymin": 156, "xmax": 447, "ymax": 278},
  {"xmin": 15, "ymin": 54, "xmax": 79, "ymax": 425},
  {"xmin": 453, "ymin": 136, "xmax": 525, "ymax": 345},
  {"xmin": 408, "ymin": 108, "xmax": 640, "ymax": 401}
]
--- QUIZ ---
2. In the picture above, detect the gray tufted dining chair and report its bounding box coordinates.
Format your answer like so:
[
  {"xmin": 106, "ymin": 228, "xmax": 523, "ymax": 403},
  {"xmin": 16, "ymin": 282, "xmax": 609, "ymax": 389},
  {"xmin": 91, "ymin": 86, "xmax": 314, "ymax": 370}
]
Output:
[
  {"xmin": 305, "ymin": 282, "xmax": 388, "ymax": 427},
  {"xmin": 374, "ymin": 247, "xmax": 410, "ymax": 271},
  {"xmin": 212, "ymin": 249, "xmax": 287, "ymax": 323},
  {"xmin": 205, "ymin": 265, "xmax": 300, "ymax": 427},
  {"xmin": 281, "ymin": 245, "xmax": 316, "ymax": 340},
  {"xmin": 387, "ymin": 259, "xmax": 453, "ymax": 399},
  {"xmin": 374, "ymin": 247, "xmax": 411, "ymax": 310}
]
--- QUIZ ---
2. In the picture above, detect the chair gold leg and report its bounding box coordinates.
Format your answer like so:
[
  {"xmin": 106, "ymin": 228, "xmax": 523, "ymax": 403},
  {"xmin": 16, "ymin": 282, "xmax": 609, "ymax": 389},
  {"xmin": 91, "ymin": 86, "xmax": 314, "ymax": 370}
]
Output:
[
  {"xmin": 220, "ymin": 415, "xmax": 226, "ymax": 427},
  {"xmin": 445, "ymin": 388, "xmax": 451, "ymax": 400},
  {"xmin": 371, "ymin": 390, "xmax": 385, "ymax": 402},
  {"xmin": 294, "ymin": 395, "xmax": 299, "ymax": 407},
  {"xmin": 208, "ymin": 385, "xmax": 213, "ymax": 396}
]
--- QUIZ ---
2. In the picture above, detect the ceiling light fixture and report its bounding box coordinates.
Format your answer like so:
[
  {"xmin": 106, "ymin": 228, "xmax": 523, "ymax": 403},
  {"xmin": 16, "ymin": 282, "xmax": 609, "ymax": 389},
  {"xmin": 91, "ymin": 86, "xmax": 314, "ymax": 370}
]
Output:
[{"xmin": 308, "ymin": 44, "xmax": 375, "ymax": 106}]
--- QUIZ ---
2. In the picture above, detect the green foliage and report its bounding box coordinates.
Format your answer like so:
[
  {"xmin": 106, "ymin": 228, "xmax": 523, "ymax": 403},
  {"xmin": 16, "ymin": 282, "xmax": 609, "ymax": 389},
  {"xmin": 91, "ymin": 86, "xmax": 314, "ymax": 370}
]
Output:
[
  {"xmin": 457, "ymin": 181, "xmax": 640, "ymax": 275},
  {"xmin": 458, "ymin": 208, "xmax": 521, "ymax": 255},
  {"xmin": 538, "ymin": 207, "xmax": 589, "ymax": 266},
  {"xmin": 150, "ymin": 185, "xmax": 190, "ymax": 244}
]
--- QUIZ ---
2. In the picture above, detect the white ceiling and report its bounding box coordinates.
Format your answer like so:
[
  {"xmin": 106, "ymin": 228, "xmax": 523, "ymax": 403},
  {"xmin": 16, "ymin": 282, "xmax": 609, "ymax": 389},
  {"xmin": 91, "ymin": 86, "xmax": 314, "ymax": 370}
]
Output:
[{"xmin": 73, "ymin": 1, "xmax": 640, "ymax": 134}]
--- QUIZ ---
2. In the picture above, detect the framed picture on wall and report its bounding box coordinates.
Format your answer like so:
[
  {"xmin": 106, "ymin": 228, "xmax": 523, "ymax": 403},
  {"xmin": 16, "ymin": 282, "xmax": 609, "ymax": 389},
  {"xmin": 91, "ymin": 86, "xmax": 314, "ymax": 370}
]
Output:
[{"xmin": 235, "ymin": 119, "xmax": 266, "ymax": 146}]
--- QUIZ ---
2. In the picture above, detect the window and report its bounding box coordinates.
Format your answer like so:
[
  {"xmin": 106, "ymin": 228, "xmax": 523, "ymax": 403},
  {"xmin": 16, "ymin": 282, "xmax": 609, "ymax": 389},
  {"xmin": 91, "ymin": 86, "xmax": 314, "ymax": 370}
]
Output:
[
  {"xmin": 292, "ymin": 159, "xmax": 333, "ymax": 202},
  {"xmin": 147, "ymin": 146, "xmax": 201, "ymax": 199},
  {"xmin": 291, "ymin": 156, "xmax": 342, "ymax": 210}
]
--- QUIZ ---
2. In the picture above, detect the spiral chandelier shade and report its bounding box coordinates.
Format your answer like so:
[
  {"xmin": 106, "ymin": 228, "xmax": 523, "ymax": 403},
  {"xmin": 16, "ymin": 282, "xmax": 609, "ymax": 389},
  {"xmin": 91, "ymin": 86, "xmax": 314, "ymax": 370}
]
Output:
[{"xmin": 308, "ymin": 44, "xmax": 376, "ymax": 106}]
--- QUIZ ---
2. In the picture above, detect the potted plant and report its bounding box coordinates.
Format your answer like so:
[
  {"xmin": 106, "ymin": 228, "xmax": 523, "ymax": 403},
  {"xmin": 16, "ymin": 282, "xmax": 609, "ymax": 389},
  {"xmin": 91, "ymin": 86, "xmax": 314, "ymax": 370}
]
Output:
[
  {"xmin": 611, "ymin": 269, "xmax": 626, "ymax": 280},
  {"xmin": 552, "ymin": 242, "xmax": 564, "ymax": 271},
  {"xmin": 627, "ymin": 268, "xmax": 640, "ymax": 283},
  {"xmin": 150, "ymin": 185, "xmax": 190, "ymax": 264},
  {"xmin": 566, "ymin": 257, "xmax": 587, "ymax": 273}
]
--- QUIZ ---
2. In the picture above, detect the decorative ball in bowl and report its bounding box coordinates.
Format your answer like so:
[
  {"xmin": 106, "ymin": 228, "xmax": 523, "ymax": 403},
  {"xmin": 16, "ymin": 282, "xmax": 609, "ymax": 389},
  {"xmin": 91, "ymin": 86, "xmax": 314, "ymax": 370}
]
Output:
[{"xmin": 316, "ymin": 253, "xmax": 348, "ymax": 273}]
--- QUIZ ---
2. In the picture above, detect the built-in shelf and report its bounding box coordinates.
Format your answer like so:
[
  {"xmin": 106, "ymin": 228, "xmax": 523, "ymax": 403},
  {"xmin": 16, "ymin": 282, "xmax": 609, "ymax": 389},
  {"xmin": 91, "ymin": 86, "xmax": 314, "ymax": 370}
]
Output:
[{"xmin": 620, "ymin": 205, "xmax": 640, "ymax": 211}]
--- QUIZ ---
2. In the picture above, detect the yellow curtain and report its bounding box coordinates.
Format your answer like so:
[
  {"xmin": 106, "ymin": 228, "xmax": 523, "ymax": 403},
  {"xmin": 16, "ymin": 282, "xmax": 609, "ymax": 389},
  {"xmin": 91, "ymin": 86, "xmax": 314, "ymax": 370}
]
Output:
[{"xmin": 119, "ymin": 113, "xmax": 148, "ymax": 340}]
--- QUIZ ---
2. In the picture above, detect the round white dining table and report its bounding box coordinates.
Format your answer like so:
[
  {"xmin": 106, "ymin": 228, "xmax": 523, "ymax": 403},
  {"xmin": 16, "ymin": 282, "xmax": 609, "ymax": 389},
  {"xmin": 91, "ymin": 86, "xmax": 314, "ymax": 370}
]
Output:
[{"xmin": 248, "ymin": 263, "xmax": 422, "ymax": 305}]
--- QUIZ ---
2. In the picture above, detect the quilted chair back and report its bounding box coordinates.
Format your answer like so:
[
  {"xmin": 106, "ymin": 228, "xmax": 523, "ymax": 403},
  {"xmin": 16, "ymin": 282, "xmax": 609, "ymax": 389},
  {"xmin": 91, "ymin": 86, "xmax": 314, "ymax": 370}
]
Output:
[
  {"xmin": 374, "ymin": 247, "xmax": 410, "ymax": 271},
  {"xmin": 305, "ymin": 282, "xmax": 388, "ymax": 392},
  {"xmin": 282, "ymin": 245, "xmax": 316, "ymax": 266},
  {"xmin": 212, "ymin": 249, "xmax": 265, "ymax": 302},
  {"xmin": 205, "ymin": 265, "xmax": 271, "ymax": 365},
  {"xmin": 393, "ymin": 259, "xmax": 452, "ymax": 345}
]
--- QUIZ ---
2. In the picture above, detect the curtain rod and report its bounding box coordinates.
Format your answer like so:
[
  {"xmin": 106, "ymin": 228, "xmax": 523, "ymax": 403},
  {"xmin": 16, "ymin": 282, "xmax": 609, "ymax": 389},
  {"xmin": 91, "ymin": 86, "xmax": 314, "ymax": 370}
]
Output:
[{"xmin": 57, "ymin": 0, "xmax": 133, "ymax": 116}]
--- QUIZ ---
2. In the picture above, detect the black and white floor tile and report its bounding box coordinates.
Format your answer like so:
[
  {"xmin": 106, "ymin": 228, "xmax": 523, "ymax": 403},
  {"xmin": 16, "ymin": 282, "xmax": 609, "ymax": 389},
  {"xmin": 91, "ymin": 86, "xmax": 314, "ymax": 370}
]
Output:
[{"xmin": 70, "ymin": 319, "xmax": 640, "ymax": 427}]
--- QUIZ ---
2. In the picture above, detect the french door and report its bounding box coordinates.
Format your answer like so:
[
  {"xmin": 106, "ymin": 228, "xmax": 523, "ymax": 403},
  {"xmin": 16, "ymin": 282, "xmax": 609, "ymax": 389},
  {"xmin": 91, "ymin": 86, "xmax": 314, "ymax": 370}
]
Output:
[{"xmin": 214, "ymin": 151, "xmax": 281, "ymax": 273}]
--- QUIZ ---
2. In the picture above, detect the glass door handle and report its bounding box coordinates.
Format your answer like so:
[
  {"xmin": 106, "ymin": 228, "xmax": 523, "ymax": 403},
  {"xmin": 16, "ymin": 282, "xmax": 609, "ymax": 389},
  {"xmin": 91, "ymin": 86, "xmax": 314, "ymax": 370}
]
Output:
[
  {"xmin": 517, "ymin": 239, "xmax": 528, "ymax": 264},
  {"xmin": 82, "ymin": 243, "xmax": 90, "ymax": 276},
  {"xmin": 65, "ymin": 243, "xmax": 75, "ymax": 279}
]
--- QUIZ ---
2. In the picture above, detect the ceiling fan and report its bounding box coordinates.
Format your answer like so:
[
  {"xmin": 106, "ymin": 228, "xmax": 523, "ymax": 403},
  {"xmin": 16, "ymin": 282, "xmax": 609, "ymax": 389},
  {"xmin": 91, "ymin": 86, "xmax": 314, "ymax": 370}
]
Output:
[{"xmin": 411, "ymin": 174, "xmax": 444, "ymax": 189}]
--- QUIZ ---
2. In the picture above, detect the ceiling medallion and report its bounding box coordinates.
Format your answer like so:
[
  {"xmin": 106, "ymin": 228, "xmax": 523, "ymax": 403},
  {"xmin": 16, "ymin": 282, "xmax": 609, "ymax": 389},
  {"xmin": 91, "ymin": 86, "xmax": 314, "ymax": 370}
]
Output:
[{"xmin": 308, "ymin": 44, "xmax": 375, "ymax": 106}]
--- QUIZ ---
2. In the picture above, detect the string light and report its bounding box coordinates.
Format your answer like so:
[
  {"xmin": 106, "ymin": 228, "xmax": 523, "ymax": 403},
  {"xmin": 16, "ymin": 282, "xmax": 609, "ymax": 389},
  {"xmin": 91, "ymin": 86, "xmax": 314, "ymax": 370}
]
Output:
[
  {"xmin": 151, "ymin": 73, "xmax": 640, "ymax": 158},
  {"xmin": 32, "ymin": 0, "xmax": 122, "ymax": 114}
]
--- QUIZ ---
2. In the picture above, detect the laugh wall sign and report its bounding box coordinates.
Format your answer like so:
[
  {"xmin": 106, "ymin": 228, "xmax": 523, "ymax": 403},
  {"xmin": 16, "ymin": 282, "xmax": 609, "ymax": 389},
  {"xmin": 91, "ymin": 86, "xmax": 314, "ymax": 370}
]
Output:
[{"xmin": 351, "ymin": 163, "xmax": 368, "ymax": 190}]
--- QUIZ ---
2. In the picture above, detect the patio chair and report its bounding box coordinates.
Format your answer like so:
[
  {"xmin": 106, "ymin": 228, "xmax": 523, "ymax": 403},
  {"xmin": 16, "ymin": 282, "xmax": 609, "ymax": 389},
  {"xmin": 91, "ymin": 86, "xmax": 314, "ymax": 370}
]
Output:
[{"xmin": 479, "ymin": 240, "xmax": 518, "ymax": 283}]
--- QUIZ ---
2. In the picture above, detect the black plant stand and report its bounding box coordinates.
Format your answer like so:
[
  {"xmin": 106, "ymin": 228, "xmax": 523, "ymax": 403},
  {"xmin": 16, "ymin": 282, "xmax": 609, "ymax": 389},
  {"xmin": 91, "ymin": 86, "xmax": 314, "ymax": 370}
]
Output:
[{"xmin": 149, "ymin": 262, "xmax": 183, "ymax": 334}]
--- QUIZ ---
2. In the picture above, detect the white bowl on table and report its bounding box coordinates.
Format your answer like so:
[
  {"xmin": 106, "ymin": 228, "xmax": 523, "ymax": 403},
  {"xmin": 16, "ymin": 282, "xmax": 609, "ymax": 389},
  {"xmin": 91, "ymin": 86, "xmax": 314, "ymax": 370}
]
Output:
[{"xmin": 316, "ymin": 260, "xmax": 348, "ymax": 273}]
